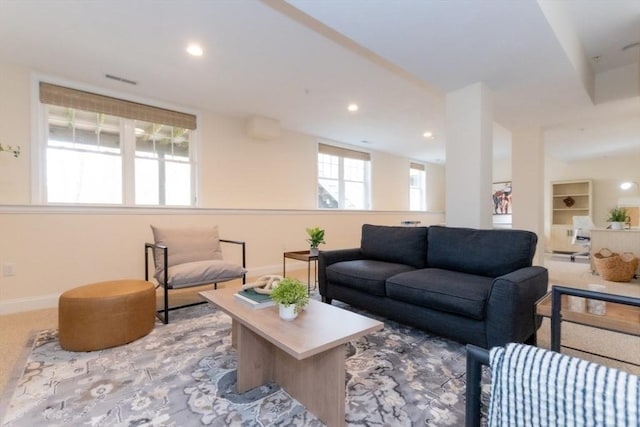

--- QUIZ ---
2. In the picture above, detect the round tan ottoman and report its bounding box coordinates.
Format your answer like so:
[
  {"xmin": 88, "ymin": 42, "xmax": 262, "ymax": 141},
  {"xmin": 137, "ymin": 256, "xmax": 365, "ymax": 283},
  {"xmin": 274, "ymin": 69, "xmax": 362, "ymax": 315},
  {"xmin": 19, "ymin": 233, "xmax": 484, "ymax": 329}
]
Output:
[{"xmin": 58, "ymin": 280, "xmax": 155, "ymax": 352}]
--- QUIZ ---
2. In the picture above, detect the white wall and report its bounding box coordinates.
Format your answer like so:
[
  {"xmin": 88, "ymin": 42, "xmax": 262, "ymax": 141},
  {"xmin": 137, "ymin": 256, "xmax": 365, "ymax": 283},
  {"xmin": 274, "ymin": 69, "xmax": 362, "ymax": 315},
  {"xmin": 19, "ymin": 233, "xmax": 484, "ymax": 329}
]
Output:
[
  {"xmin": 0, "ymin": 61, "xmax": 448, "ymax": 212},
  {"xmin": 0, "ymin": 62, "xmax": 30, "ymax": 203},
  {"xmin": 426, "ymin": 163, "xmax": 446, "ymax": 212},
  {"xmin": 0, "ymin": 207, "xmax": 444, "ymax": 314},
  {"xmin": 198, "ymin": 113, "xmax": 319, "ymax": 209},
  {"xmin": 0, "ymin": 62, "xmax": 446, "ymax": 313},
  {"xmin": 544, "ymin": 154, "xmax": 640, "ymax": 245},
  {"xmin": 370, "ymin": 151, "xmax": 410, "ymax": 210}
]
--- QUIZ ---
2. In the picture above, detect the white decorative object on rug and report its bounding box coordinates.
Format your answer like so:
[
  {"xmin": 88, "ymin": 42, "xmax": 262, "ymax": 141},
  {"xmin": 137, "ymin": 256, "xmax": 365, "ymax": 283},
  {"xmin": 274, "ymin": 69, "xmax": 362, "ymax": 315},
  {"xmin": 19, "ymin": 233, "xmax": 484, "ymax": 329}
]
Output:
[
  {"xmin": 587, "ymin": 283, "xmax": 607, "ymax": 315},
  {"xmin": 567, "ymin": 295, "xmax": 586, "ymax": 312},
  {"xmin": 241, "ymin": 274, "xmax": 282, "ymax": 294}
]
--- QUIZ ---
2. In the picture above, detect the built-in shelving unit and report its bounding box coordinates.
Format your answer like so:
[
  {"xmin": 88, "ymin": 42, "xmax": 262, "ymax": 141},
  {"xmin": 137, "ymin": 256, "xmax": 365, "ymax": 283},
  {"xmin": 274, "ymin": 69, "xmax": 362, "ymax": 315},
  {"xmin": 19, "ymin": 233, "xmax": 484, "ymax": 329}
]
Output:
[{"xmin": 550, "ymin": 179, "xmax": 593, "ymax": 253}]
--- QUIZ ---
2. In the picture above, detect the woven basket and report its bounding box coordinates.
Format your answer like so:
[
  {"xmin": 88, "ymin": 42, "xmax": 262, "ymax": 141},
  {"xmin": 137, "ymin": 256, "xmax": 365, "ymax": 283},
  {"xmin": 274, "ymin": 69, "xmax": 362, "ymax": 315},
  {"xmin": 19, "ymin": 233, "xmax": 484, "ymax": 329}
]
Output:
[{"xmin": 593, "ymin": 248, "xmax": 639, "ymax": 282}]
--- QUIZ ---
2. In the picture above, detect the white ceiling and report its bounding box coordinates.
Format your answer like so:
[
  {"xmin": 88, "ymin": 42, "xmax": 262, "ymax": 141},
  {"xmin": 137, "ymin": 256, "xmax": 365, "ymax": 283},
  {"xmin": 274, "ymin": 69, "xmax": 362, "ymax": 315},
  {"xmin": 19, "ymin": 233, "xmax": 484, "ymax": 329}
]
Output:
[{"xmin": 0, "ymin": 0, "xmax": 638, "ymax": 163}]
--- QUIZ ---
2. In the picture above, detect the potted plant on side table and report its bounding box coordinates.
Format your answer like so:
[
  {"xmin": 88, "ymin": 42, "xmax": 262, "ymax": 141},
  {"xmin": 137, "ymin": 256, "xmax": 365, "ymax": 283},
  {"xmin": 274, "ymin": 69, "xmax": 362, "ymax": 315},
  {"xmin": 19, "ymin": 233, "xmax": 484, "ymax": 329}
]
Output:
[
  {"xmin": 607, "ymin": 207, "xmax": 627, "ymax": 230},
  {"xmin": 270, "ymin": 278, "xmax": 309, "ymax": 320},
  {"xmin": 306, "ymin": 227, "xmax": 326, "ymax": 256}
]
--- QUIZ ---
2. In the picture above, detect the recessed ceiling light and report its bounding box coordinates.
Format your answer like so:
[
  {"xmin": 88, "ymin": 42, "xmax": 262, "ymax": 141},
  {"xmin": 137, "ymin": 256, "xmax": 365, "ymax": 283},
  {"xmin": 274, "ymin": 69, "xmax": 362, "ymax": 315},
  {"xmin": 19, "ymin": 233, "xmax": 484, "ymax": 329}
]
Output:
[
  {"xmin": 620, "ymin": 181, "xmax": 635, "ymax": 190},
  {"xmin": 186, "ymin": 44, "xmax": 204, "ymax": 57},
  {"xmin": 347, "ymin": 103, "xmax": 359, "ymax": 112},
  {"xmin": 423, "ymin": 131, "xmax": 433, "ymax": 138}
]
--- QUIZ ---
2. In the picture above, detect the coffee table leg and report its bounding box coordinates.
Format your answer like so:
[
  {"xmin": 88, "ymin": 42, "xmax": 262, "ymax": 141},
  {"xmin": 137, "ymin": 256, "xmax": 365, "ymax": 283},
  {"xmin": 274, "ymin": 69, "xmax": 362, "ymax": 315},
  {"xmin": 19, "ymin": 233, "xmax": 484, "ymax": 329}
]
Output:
[
  {"xmin": 274, "ymin": 344, "xmax": 346, "ymax": 427},
  {"xmin": 235, "ymin": 322, "xmax": 346, "ymax": 426},
  {"xmin": 236, "ymin": 323, "xmax": 275, "ymax": 392}
]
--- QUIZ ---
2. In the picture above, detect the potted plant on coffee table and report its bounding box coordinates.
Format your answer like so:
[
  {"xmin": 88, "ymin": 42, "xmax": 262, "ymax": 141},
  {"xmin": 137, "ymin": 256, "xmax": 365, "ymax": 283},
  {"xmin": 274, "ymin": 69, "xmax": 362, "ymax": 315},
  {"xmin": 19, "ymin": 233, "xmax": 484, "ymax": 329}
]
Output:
[
  {"xmin": 306, "ymin": 226, "xmax": 326, "ymax": 256},
  {"xmin": 607, "ymin": 207, "xmax": 627, "ymax": 230},
  {"xmin": 270, "ymin": 277, "xmax": 309, "ymax": 320}
]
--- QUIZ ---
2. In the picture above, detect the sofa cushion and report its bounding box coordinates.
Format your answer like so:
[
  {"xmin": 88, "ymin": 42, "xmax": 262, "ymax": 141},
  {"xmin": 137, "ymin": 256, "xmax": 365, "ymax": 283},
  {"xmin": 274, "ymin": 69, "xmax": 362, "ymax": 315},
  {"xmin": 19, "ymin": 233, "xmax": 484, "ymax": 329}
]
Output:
[
  {"xmin": 326, "ymin": 260, "xmax": 415, "ymax": 296},
  {"xmin": 385, "ymin": 268, "xmax": 493, "ymax": 320},
  {"xmin": 360, "ymin": 224, "xmax": 428, "ymax": 269},
  {"xmin": 426, "ymin": 226, "xmax": 536, "ymax": 277}
]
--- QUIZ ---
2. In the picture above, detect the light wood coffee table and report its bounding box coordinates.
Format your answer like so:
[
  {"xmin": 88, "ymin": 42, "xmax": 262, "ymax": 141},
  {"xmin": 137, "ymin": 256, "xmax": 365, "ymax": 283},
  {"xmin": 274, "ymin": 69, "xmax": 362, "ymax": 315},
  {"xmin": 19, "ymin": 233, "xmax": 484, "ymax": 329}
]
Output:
[{"xmin": 200, "ymin": 286, "xmax": 383, "ymax": 427}]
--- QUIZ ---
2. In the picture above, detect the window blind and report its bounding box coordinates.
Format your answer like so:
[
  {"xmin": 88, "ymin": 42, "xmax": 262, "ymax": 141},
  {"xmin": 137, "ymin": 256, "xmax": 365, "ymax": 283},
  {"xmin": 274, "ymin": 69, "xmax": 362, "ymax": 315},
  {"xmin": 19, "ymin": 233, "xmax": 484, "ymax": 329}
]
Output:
[
  {"xmin": 318, "ymin": 143, "xmax": 370, "ymax": 161},
  {"xmin": 410, "ymin": 162, "xmax": 425, "ymax": 171},
  {"xmin": 39, "ymin": 82, "xmax": 197, "ymax": 130}
]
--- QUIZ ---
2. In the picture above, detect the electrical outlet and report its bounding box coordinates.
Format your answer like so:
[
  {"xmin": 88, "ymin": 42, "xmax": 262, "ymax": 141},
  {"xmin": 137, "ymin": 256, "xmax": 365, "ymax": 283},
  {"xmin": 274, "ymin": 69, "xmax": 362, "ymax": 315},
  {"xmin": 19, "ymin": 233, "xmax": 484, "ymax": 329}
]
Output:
[{"xmin": 3, "ymin": 263, "xmax": 16, "ymax": 277}]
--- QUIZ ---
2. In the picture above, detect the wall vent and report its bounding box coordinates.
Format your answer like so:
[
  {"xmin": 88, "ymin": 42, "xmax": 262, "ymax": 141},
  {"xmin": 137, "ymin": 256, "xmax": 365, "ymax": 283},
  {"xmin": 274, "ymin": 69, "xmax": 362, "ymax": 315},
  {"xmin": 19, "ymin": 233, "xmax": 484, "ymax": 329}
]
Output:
[{"xmin": 105, "ymin": 74, "xmax": 138, "ymax": 85}]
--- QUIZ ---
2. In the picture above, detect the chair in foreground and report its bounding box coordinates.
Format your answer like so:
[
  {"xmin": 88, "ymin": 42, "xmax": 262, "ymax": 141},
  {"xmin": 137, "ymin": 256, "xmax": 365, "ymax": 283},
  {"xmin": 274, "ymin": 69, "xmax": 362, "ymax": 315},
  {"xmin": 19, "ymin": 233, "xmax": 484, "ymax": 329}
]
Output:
[
  {"xmin": 145, "ymin": 225, "xmax": 247, "ymax": 324},
  {"xmin": 465, "ymin": 343, "xmax": 639, "ymax": 427}
]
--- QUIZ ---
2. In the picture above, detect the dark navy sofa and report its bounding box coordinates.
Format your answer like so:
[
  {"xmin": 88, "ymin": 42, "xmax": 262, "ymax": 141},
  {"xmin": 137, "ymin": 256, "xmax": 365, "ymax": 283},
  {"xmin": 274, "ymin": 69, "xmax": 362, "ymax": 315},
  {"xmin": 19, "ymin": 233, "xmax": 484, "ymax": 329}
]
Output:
[{"xmin": 318, "ymin": 224, "xmax": 548, "ymax": 348}]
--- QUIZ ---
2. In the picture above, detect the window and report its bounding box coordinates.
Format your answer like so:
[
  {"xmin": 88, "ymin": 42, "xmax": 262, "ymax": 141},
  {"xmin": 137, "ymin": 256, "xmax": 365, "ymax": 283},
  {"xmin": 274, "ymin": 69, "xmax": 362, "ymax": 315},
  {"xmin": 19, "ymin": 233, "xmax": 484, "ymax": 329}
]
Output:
[
  {"xmin": 317, "ymin": 143, "xmax": 370, "ymax": 209},
  {"xmin": 134, "ymin": 121, "xmax": 192, "ymax": 205},
  {"xmin": 409, "ymin": 162, "xmax": 426, "ymax": 211},
  {"xmin": 39, "ymin": 82, "xmax": 196, "ymax": 206}
]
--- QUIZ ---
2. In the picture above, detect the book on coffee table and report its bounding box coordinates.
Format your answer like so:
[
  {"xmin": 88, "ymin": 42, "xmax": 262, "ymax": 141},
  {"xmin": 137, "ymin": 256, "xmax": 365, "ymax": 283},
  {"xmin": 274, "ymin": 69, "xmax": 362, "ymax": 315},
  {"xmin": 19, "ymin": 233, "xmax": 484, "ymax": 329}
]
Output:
[{"xmin": 234, "ymin": 289, "xmax": 276, "ymax": 309}]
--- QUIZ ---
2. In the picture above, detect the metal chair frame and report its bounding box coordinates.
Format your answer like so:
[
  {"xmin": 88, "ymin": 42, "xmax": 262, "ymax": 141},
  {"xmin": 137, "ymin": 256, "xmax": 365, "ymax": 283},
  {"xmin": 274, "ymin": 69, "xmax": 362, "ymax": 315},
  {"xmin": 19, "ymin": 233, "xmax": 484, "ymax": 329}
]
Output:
[
  {"xmin": 145, "ymin": 239, "xmax": 246, "ymax": 324},
  {"xmin": 465, "ymin": 344, "xmax": 490, "ymax": 427}
]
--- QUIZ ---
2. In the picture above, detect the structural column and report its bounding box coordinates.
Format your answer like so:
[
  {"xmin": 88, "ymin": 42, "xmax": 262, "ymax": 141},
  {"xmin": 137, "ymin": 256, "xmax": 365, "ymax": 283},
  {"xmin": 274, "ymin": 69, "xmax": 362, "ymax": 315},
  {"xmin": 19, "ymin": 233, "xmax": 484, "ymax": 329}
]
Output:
[
  {"xmin": 445, "ymin": 82, "xmax": 493, "ymax": 228},
  {"xmin": 512, "ymin": 128, "xmax": 545, "ymax": 265}
]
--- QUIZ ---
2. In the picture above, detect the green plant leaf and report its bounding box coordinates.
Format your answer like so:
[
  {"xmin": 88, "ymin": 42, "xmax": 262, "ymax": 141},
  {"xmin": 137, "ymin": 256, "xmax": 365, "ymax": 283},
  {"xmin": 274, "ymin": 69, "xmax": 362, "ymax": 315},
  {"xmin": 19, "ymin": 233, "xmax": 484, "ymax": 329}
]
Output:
[
  {"xmin": 305, "ymin": 227, "xmax": 326, "ymax": 248},
  {"xmin": 270, "ymin": 278, "xmax": 309, "ymax": 312},
  {"xmin": 607, "ymin": 207, "xmax": 627, "ymax": 222}
]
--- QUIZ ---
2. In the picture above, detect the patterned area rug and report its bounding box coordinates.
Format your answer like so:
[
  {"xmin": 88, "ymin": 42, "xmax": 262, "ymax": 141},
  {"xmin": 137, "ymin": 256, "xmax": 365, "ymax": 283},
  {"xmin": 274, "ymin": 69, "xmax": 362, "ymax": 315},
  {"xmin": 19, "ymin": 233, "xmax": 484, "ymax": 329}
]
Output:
[{"xmin": 2, "ymin": 302, "xmax": 485, "ymax": 426}]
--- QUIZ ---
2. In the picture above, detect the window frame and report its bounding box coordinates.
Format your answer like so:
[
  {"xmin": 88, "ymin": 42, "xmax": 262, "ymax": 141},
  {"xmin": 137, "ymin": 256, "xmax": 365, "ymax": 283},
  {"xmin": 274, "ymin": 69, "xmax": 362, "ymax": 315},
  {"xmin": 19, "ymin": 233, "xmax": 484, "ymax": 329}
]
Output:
[
  {"xmin": 31, "ymin": 76, "xmax": 199, "ymax": 206},
  {"xmin": 317, "ymin": 142, "xmax": 371, "ymax": 210}
]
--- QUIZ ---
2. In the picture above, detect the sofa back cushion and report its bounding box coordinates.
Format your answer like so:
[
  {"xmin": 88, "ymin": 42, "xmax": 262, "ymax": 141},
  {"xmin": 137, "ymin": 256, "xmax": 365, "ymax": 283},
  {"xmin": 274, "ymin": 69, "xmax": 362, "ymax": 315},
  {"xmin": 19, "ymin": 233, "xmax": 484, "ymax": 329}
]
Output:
[
  {"xmin": 427, "ymin": 226, "xmax": 536, "ymax": 277},
  {"xmin": 360, "ymin": 224, "xmax": 428, "ymax": 269}
]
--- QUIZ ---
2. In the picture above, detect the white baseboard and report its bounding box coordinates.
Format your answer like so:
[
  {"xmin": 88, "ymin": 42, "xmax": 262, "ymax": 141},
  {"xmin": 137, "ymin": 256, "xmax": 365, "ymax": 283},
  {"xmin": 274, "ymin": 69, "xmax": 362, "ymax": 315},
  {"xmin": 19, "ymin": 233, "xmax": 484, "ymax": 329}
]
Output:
[
  {"xmin": 0, "ymin": 293, "xmax": 60, "ymax": 315},
  {"xmin": 0, "ymin": 264, "xmax": 310, "ymax": 315}
]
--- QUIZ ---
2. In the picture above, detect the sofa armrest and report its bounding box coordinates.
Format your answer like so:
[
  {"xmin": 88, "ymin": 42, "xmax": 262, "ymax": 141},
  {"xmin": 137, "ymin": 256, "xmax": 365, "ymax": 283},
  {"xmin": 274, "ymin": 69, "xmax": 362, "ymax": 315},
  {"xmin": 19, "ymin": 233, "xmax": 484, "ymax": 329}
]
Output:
[
  {"xmin": 318, "ymin": 248, "xmax": 363, "ymax": 295},
  {"xmin": 485, "ymin": 266, "xmax": 548, "ymax": 347}
]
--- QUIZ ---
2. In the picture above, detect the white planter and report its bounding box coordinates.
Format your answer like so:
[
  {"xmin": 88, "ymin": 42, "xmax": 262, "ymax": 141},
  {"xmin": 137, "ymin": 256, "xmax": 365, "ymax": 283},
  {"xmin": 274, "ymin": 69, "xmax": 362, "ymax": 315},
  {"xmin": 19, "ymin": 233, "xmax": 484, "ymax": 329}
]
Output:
[
  {"xmin": 279, "ymin": 303, "xmax": 298, "ymax": 321},
  {"xmin": 309, "ymin": 247, "xmax": 319, "ymax": 256},
  {"xmin": 610, "ymin": 222, "xmax": 625, "ymax": 230}
]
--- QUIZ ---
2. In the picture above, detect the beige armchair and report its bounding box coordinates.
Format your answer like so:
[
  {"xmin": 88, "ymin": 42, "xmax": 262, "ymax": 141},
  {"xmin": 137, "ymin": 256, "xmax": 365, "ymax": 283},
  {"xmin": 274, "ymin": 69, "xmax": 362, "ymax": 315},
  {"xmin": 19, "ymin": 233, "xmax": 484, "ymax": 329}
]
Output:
[{"xmin": 145, "ymin": 225, "xmax": 247, "ymax": 324}]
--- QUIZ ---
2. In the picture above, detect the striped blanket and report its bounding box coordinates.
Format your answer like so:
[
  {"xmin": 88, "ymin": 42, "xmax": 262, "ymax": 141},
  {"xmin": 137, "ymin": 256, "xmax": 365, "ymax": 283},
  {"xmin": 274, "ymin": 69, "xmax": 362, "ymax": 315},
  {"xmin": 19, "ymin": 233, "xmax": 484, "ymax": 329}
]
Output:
[{"xmin": 488, "ymin": 343, "xmax": 639, "ymax": 426}]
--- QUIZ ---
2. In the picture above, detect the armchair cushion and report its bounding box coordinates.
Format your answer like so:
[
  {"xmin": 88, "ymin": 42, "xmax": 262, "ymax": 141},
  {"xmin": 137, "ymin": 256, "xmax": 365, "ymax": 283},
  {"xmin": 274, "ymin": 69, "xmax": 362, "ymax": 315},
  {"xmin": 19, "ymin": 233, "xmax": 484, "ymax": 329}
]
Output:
[
  {"xmin": 150, "ymin": 225, "xmax": 223, "ymax": 277},
  {"xmin": 165, "ymin": 260, "xmax": 247, "ymax": 289}
]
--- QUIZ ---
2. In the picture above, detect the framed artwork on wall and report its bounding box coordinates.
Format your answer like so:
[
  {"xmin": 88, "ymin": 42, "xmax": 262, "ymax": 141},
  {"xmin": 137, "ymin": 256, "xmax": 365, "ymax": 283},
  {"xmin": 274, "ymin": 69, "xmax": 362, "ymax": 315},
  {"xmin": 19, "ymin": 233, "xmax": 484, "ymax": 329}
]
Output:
[{"xmin": 492, "ymin": 182, "xmax": 512, "ymax": 215}]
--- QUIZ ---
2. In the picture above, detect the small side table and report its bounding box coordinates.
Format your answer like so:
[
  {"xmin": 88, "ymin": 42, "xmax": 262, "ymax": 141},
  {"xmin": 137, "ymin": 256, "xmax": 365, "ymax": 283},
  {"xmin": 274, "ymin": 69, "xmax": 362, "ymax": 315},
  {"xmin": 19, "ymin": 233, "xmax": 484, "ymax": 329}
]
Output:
[{"xmin": 283, "ymin": 250, "xmax": 318, "ymax": 294}]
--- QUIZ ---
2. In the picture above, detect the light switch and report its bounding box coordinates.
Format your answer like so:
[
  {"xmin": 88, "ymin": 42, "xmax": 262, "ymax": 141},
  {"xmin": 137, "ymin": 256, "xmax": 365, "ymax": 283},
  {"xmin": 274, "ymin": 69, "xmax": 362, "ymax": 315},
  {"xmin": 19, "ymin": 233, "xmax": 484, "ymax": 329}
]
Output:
[{"xmin": 3, "ymin": 263, "xmax": 16, "ymax": 277}]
